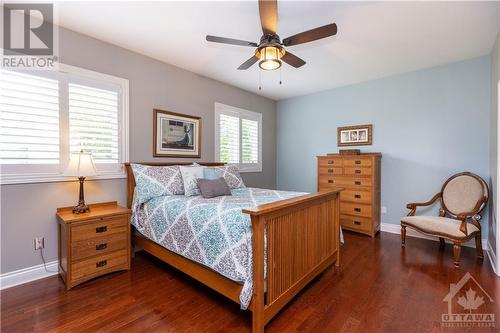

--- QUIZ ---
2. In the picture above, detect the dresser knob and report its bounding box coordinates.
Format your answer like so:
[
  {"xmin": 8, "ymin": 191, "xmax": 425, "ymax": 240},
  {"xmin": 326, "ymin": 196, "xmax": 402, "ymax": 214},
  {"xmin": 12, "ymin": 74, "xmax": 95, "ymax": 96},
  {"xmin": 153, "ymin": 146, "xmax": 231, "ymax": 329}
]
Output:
[
  {"xmin": 328, "ymin": 169, "xmax": 333, "ymax": 173},
  {"xmin": 96, "ymin": 260, "xmax": 107, "ymax": 268},
  {"xmin": 328, "ymin": 180, "xmax": 333, "ymax": 183},
  {"xmin": 95, "ymin": 226, "xmax": 107, "ymax": 233},
  {"xmin": 327, "ymin": 160, "xmax": 333, "ymax": 164},
  {"xmin": 355, "ymin": 169, "xmax": 361, "ymax": 174},
  {"xmin": 355, "ymin": 160, "xmax": 361, "ymax": 165},
  {"xmin": 354, "ymin": 221, "xmax": 361, "ymax": 225},
  {"xmin": 354, "ymin": 194, "xmax": 361, "ymax": 199},
  {"xmin": 354, "ymin": 208, "xmax": 361, "ymax": 212},
  {"xmin": 95, "ymin": 243, "xmax": 107, "ymax": 251},
  {"xmin": 355, "ymin": 181, "xmax": 361, "ymax": 185}
]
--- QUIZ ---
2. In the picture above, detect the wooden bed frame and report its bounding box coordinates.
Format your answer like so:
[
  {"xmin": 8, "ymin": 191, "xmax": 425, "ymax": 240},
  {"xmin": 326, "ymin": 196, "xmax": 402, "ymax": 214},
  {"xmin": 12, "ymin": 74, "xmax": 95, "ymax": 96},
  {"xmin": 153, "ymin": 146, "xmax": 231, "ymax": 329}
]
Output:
[{"xmin": 125, "ymin": 162, "xmax": 341, "ymax": 333}]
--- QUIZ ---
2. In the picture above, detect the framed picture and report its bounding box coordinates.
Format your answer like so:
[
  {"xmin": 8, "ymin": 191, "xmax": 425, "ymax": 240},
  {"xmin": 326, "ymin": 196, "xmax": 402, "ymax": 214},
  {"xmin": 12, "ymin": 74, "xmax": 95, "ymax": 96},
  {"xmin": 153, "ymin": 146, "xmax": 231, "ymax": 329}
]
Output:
[
  {"xmin": 153, "ymin": 109, "xmax": 201, "ymax": 158},
  {"xmin": 337, "ymin": 124, "xmax": 372, "ymax": 146}
]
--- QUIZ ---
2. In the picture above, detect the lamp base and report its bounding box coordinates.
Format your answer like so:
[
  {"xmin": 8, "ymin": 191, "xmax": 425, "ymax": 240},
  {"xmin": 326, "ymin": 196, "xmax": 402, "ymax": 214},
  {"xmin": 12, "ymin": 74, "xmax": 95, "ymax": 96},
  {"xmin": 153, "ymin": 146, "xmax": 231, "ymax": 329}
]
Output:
[{"xmin": 72, "ymin": 203, "xmax": 90, "ymax": 214}]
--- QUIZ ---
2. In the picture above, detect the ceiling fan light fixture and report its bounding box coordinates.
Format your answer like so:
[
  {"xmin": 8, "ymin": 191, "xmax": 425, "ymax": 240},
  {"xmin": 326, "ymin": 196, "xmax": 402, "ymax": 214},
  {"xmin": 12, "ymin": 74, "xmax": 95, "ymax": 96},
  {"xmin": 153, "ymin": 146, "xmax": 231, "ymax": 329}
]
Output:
[{"xmin": 257, "ymin": 45, "xmax": 284, "ymax": 71}]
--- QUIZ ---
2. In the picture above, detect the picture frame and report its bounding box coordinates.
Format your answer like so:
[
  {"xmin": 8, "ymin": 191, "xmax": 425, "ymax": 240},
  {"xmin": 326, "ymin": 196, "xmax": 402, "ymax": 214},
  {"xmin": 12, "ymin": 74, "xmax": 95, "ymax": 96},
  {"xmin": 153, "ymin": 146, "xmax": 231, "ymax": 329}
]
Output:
[
  {"xmin": 337, "ymin": 124, "xmax": 372, "ymax": 146},
  {"xmin": 153, "ymin": 109, "xmax": 201, "ymax": 158}
]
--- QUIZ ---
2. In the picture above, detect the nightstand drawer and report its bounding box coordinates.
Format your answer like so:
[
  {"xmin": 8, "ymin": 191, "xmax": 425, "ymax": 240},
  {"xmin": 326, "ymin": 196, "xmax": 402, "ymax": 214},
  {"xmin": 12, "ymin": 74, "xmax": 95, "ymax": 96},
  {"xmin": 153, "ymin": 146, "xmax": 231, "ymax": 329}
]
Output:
[
  {"xmin": 71, "ymin": 233, "xmax": 128, "ymax": 262},
  {"xmin": 340, "ymin": 202, "xmax": 372, "ymax": 217},
  {"xmin": 71, "ymin": 249, "xmax": 128, "ymax": 281},
  {"xmin": 71, "ymin": 216, "xmax": 128, "ymax": 242},
  {"xmin": 340, "ymin": 190, "xmax": 372, "ymax": 204},
  {"xmin": 340, "ymin": 215, "xmax": 372, "ymax": 232}
]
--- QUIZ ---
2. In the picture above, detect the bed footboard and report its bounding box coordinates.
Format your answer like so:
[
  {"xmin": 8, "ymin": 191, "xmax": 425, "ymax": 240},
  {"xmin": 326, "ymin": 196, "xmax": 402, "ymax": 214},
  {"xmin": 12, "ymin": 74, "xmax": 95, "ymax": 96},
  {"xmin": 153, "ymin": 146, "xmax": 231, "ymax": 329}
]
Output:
[{"xmin": 243, "ymin": 189, "xmax": 342, "ymax": 333}]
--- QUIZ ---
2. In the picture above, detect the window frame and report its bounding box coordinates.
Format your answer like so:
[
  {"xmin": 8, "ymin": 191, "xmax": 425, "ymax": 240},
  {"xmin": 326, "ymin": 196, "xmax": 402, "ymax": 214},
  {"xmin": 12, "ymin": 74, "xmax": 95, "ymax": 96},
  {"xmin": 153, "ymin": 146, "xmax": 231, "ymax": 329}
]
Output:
[
  {"xmin": 214, "ymin": 102, "xmax": 262, "ymax": 173},
  {"xmin": 0, "ymin": 63, "xmax": 129, "ymax": 185}
]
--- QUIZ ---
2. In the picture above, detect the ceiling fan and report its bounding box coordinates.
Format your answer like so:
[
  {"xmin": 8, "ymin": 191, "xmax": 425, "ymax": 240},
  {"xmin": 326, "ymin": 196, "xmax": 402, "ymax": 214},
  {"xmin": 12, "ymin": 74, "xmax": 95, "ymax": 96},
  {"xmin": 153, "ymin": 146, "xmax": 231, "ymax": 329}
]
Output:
[{"xmin": 206, "ymin": 0, "xmax": 337, "ymax": 71}]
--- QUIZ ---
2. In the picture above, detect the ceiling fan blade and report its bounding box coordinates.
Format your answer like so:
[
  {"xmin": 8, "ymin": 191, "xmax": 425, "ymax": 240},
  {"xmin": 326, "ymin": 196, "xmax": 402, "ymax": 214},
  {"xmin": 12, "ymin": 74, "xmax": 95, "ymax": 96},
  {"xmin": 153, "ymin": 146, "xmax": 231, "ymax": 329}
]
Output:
[
  {"xmin": 281, "ymin": 52, "xmax": 306, "ymax": 68},
  {"xmin": 259, "ymin": 0, "xmax": 277, "ymax": 35},
  {"xmin": 238, "ymin": 56, "xmax": 259, "ymax": 70},
  {"xmin": 283, "ymin": 23, "xmax": 337, "ymax": 46},
  {"xmin": 206, "ymin": 35, "xmax": 258, "ymax": 47}
]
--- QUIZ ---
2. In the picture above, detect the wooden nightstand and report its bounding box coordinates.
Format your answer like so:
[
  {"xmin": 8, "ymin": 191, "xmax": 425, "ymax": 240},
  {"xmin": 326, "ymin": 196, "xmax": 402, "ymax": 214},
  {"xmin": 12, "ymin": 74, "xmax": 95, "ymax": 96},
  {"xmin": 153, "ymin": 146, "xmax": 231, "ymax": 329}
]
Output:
[{"xmin": 56, "ymin": 201, "xmax": 131, "ymax": 290}]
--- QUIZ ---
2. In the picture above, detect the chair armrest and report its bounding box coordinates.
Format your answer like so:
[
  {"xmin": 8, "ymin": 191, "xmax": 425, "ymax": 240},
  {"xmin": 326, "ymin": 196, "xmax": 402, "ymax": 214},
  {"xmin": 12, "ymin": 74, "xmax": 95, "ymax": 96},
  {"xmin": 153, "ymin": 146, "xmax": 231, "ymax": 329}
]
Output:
[
  {"xmin": 456, "ymin": 200, "xmax": 485, "ymax": 235},
  {"xmin": 406, "ymin": 193, "xmax": 442, "ymax": 215}
]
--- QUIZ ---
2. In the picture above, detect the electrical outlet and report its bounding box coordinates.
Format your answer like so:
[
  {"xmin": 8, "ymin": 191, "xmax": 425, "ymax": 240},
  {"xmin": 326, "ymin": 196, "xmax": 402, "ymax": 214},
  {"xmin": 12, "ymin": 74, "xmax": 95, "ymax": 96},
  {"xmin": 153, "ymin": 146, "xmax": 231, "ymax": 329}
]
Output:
[
  {"xmin": 34, "ymin": 237, "xmax": 44, "ymax": 250},
  {"xmin": 381, "ymin": 206, "xmax": 387, "ymax": 214}
]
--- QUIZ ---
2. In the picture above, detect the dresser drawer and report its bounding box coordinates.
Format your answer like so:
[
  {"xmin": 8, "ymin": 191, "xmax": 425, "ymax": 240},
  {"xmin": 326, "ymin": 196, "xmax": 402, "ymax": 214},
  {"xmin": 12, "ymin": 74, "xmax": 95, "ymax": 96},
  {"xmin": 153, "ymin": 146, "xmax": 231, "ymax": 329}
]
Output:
[
  {"xmin": 340, "ymin": 202, "xmax": 372, "ymax": 217},
  {"xmin": 340, "ymin": 215, "xmax": 372, "ymax": 232},
  {"xmin": 71, "ymin": 216, "xmax": 128, "ymax": 242},
  {"xmin": 343, "ymin": 157, "xmax": 372, "ymax": 167},
  {"xmin": 340, "ymin": 190, "xmax": 372, "ymax": 204},
  {"xmin": 344, "ymin": 167, "xmax": 372, "ymax": 177},
  {"xmin": 333, "ymin": 177, "xmax": 373, "ymax": 189},
  {"xmin": 71, "ymin": 233, "xmax": 127, "ymax": 262},
  {"xmin": 318, "ymin": 157, "xmax": 343, "ymax": 167},
  {"xmin": 319, "ymin": 166, "xmax": 343, "ymax": 176},
  {"xmin": 71, "ymin": 249, "xmax": 128, "ymax": 281}
]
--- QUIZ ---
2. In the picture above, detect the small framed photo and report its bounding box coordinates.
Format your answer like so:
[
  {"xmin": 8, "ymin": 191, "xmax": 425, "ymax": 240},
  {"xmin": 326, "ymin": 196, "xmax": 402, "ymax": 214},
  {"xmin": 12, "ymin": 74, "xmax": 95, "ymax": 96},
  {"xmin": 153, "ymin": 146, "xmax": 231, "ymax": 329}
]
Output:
[
  {"xmin": 153, "ymin": 109, "xmax": 201, "ymax": 158},
  {"xmin": 337, "ymin": 124, "xmax": 372, "ymax": 146}
]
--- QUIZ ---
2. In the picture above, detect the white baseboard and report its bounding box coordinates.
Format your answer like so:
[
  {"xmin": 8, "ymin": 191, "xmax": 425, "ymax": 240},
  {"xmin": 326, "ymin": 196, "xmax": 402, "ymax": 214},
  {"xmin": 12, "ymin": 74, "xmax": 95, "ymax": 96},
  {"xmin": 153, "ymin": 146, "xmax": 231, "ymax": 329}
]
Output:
[
  {"xmin": 0, "ymin": 260, "xmax": 58, "ymax": 290},
  {"xmin": 380, "ymin": 222, "xmax": 488, "ymax": 249},
  {"xmin": 486, "ymin": 242, "xmax": 498, "ymax": 276}
]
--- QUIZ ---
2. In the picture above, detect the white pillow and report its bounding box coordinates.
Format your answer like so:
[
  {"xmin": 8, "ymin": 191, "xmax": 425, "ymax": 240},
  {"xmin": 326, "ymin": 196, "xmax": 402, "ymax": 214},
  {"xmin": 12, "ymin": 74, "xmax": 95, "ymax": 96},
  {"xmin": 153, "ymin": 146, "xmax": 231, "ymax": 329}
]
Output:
[{"xmin": 179, "ymin": 165, "xmax": 205, "ymax": 196}]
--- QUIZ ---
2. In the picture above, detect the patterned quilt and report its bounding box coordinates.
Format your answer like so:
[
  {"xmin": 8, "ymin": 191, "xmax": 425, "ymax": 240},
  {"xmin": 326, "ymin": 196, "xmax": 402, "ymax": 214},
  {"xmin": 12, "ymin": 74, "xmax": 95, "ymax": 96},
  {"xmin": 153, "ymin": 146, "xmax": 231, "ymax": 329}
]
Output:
[{"xmin": 131, "ymin": 187, "xmax": 306, "ymax": 309}]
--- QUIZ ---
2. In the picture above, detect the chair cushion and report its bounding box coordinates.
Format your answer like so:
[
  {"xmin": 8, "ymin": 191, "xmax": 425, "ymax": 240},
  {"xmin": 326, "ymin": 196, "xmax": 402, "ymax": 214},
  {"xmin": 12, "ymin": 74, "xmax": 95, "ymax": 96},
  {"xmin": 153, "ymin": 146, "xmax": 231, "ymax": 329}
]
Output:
[{"xmin": 401, "ymin": 216, "xmax": 479, "ymax": 238}]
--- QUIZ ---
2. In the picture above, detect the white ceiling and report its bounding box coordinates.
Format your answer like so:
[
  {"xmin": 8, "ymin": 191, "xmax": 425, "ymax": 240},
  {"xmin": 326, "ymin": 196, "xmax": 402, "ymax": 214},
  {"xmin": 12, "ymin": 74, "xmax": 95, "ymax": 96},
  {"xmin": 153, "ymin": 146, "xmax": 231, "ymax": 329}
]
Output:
[{"xmin": 57, "ymin": 1, "xmax": 500, "ymax": 100}]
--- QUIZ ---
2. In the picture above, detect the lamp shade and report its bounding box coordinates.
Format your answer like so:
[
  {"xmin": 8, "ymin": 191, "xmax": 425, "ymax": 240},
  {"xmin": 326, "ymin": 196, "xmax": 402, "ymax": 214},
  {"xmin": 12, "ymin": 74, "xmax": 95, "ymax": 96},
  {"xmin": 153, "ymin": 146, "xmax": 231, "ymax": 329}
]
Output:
[{"xmin": 64, "ymin": 150, "xmax": 97, "ymax": 177}]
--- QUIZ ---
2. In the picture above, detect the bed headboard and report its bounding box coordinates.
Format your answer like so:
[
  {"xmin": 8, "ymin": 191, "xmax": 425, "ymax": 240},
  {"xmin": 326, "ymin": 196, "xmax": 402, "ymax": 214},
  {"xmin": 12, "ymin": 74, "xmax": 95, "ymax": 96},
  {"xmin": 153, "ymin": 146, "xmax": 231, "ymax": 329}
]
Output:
[{"xmin": 124, "ymin": 162, "xmax": 226, "ymax": 209}]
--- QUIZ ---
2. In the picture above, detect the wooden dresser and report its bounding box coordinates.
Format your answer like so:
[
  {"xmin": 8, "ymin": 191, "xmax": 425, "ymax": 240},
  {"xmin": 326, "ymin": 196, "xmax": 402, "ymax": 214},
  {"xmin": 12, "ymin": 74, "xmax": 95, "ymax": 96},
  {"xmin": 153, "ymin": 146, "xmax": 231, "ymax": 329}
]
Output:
[
  {"xmin": 317, "ymin": 153, "xmax": 382, "ymax": 237},
  {"xmin": 57, "ymin": 201, "xmax": 131, "ymax": 289}
]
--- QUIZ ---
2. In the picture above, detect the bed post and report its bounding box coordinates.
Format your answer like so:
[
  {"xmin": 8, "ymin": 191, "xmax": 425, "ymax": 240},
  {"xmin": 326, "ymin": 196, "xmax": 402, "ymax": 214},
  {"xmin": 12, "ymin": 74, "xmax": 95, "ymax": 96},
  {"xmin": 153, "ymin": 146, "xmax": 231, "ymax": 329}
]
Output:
[{"xmin": 251, "ymin": 215, "xmax": 265, "ymax": 333}]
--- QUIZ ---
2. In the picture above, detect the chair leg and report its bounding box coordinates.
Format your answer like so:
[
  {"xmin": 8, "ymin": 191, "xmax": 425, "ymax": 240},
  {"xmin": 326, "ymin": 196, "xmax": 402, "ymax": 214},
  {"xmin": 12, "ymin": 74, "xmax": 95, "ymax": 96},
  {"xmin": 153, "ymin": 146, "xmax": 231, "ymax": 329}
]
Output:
[
  {"xmin": 439, "ymin": 238, "xmax": 445, "ymax": 250},
  {"xmin": 475, "ymin": 234, "xmax": 484, "ymax": 259},
  {"xmin": 401, "ymin": 225, "xmax": 406, "ymax": 246},
  {"xmin": 453, "ymin": 243, "xmax": 461, "ymax": 267}
]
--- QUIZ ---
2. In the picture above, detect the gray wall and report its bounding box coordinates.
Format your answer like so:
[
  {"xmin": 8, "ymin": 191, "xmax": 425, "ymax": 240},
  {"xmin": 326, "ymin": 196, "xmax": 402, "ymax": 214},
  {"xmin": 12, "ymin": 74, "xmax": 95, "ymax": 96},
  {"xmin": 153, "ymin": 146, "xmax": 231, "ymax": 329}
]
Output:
[
  {"xmin": 277, "ymin": 57, "xmax": 491, "ymax": 237},
  {"xmin": 0, "ymin": 28, "xmax": 277, "ymax": 274},
  {"xmin": 489, "ymin": 32, "xmax": 500, "ymax": 262}
]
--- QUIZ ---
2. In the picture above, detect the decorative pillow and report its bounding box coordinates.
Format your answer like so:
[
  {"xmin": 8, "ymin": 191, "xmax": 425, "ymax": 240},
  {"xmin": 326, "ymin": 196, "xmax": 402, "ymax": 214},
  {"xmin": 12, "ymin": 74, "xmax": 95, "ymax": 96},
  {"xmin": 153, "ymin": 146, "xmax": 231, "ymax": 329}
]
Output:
[
  {"xmin": 203, "ymin": 168, "xmax": 221, "ymax": 180},
  {"xmin": 206, "ymin": 165, "xmax": 245, "ymax": 189},
  {"xmin": 131, "ymin": 164, "xmax": 184, "ymax": 204},
  {"xmin": 179, "ymin": 165, "xmax": 205, "ymax": 196},
  {"xmin": 197, "ymin": 178, "xmax": 231, "ymax": 199}
]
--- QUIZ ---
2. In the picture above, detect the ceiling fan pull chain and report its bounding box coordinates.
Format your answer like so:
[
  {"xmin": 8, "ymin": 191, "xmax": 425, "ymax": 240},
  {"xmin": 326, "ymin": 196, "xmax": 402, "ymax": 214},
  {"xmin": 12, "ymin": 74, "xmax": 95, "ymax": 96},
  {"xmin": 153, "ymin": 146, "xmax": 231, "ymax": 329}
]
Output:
[
  {"xmin": 259, "ymin": 69, "xmax": 262, "ymax": 90},
  {"xmin": 279, "ymin": 67, "xmax": 282, "ymax": 85}
]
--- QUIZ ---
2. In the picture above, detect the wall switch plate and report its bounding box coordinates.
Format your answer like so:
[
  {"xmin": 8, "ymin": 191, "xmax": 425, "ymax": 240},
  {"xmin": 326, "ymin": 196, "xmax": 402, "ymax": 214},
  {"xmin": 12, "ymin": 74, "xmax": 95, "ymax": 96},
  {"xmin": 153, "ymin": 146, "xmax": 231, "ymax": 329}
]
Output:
[
  {"xmin": 381, "ymin": 206, "xmax": 387, "ymax": 214},
  {"xmin": 34, "ymin": 237, "xmax": 44, "ymax": 250}
]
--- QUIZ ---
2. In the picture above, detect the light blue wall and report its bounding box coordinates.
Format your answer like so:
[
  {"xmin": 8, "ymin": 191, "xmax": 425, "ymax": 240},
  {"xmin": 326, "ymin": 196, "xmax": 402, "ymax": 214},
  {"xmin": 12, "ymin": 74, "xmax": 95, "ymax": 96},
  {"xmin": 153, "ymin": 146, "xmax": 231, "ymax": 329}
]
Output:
[{"xmin": 277, "ymin": 56, "xmax": 491, "ymax": 238}]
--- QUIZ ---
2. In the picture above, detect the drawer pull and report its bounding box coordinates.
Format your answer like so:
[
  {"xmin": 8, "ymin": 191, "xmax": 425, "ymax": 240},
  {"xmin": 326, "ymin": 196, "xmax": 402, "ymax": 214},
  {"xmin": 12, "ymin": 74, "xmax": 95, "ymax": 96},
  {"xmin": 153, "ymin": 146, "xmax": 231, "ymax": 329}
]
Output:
[
  {"xmin": 354, "ymin": 194, "xmax": 361, "ymax": 199},
  {"xmin": 96, "ymin": 260, "xmax": 107, "ymax": 268},
  {"xmin": 95, "ymin": 226, "xmax": 107, "ymax": 233},
  {"xmin": 355, "ymin": 160, "xmax": 361, "ymax": 165},
  {"xmin": 327, "ymin": 160, "xmax": 333, "ymax": 164},
  {"xmin": 354, "ymin": 208, "xmax": 361, "ymax": 212},
  {"xmin": 328, "ymin": 180, "xmax": 333, "ymax": 183},
  {"xmin": 355, "ymin": 169, "xmax": 361, "ymax": 174},
  {"xmin": 95, "ymin": 243, "xmax": 108, "ymax": 251},
  {"xmin": 354, "ymin": 221, "xmax": 361, "ymax": 225},
  {"xmin": 328, "ymin": 169, "xmax": 333, "ymax": 173},
  {"xmin": 355, "ymin": 181, "xmax": 361, "ymax": 185}
]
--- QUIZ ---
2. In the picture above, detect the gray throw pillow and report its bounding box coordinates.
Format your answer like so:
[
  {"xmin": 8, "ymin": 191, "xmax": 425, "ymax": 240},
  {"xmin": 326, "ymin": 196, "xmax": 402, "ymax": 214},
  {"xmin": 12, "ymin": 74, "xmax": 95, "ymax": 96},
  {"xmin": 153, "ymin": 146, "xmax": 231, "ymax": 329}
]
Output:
[{"xmin": 197, "ymin": 178, "xmax": 231, "ymax": 199}]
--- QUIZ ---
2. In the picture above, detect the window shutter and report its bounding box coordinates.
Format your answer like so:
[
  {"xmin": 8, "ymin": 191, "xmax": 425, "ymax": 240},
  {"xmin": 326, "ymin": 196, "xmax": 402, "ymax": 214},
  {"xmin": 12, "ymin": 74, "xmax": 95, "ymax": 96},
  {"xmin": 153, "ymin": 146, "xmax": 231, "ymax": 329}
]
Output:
[
  {"xmin": 241, "ymin": 118, "xmax": 259, "ymax": 164},
  {"xmin": 219, "ymin": 113, "xmax": 239, "ymax": 163},
  {"xmin": 0, "ymin": 70, "xmax": 60, "ymax": 164},
  {"xmin": 68, "ymin": 83, "xmax": 119, "ymax": 163}
]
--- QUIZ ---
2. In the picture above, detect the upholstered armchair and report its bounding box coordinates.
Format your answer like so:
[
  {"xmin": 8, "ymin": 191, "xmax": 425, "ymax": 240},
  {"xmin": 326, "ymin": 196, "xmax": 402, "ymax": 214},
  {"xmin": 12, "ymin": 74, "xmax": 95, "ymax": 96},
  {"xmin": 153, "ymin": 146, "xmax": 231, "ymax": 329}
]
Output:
[{"xmin": 400, "ymin": 172, "xmax": 489, "ymax": 267}]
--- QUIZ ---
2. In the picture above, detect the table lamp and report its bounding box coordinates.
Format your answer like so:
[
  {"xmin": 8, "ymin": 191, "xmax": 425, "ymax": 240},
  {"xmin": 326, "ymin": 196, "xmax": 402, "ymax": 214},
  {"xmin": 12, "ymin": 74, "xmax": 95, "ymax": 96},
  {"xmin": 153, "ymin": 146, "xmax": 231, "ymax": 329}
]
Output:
[{"xmin": 64, "ymin": 150, "xmax": 97, "ymax": 214}]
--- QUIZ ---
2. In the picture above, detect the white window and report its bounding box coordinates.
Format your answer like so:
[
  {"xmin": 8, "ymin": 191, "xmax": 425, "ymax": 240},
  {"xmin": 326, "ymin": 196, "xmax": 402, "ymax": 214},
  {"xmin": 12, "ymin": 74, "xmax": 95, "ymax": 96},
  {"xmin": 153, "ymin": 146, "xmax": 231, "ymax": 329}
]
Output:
[
  {"xmin": 215, "ymin": 102, "xmax": 262, "ymax": 172},
  {"xmin": 0, "ymin": 64, "xmax": 129, "ymax": 184}
]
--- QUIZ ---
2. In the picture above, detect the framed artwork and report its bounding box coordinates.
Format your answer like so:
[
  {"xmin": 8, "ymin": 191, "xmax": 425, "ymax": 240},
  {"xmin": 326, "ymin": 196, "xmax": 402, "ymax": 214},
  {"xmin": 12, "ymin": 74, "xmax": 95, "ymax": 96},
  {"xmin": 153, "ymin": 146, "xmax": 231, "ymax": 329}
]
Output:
[
  {"xmin": 153, "ymin": 109, "xmax": 201, "ymax": 158},
  {"xmin": 337, "ymin": 124, "xmax": 372, "ymax": 146}
]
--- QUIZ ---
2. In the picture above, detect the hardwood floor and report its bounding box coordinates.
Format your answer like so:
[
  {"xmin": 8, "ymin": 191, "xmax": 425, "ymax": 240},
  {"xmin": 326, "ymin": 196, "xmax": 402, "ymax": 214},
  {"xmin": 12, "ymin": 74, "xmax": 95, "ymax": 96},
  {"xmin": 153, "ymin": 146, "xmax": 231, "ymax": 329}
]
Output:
[{"xmin": 1, "ymin": 231, "xmax": 499, "ymax": 332}]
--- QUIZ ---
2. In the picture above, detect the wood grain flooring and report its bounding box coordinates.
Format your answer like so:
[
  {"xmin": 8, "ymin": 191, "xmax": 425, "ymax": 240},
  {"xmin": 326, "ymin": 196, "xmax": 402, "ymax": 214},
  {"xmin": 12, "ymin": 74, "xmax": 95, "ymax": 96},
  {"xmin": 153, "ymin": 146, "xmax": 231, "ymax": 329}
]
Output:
[{"xmin": 1, "ymin": 231, "xmax": 499, "ymax": 332}]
